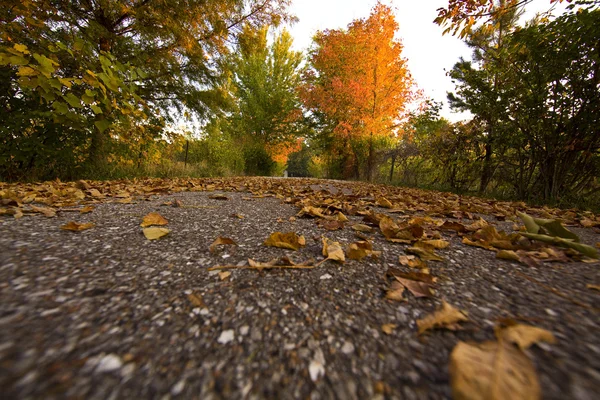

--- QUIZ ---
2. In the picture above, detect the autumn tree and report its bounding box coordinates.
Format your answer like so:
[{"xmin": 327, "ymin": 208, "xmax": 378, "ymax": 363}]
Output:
[
  {"xmin": 0, "ymin": 0, "xmax": 292, "ymax": 179},
  {"xmin": 302, "ymin": 2, "xmax": 414, "ymax": 181}
]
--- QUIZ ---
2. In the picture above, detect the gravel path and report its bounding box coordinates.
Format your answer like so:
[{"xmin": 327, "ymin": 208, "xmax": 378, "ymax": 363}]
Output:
[{"xmin": 0, "ymin": 178, "xmax": 598, "ymax": 399}]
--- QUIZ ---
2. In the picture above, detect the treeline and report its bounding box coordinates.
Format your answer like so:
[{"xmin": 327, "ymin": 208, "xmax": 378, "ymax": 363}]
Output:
[{"xmin": 1, "ymin": 1, "xmax": 599, "ymax": 209}]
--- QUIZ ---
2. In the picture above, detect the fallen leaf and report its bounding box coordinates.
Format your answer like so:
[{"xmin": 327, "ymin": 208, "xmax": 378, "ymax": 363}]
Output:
[
  {"xmin": 321, "ymin": 237, "xmax": 345, "ymax": 263},
  {"xmin": 218, "ymin": 271, "xmax": 231, "ymax": 280},
  {"xmin": 587, "ymin": 284, "xmax": 600, "ymax": 291},
  {"xmin": 30, "ymin": 205, "xmax": 56, "ymax": 217},
  {"xmin": 334, "ymin": 212, "xmax": 349, "ymax": 222},
  {"xmin": 399, "ymin": 255, "xmax": 428, "ymax": 269},
  {"xmin": 297, "ymin": 206, "xmax": 326, "ymax": 218},
  {"xmin": 496, "ymin": 250, "xmax": 520, "ymax": 262},
  {"xmin": 381, "ymin": 324, "xmax": 397, "ymax": 334},
  {"xmin": 80, "ymin": 205, "xmax": 95, "ymax": 214},
  {"xmin": 417, "ymin": 301, "xmax": 469, "ymax": 334},
  {"xmin": 61, "ymin": 221, "xmax": 95, "ymax": 231},
  {"xmin": 418, "ymin": 239, "xmax": 450, "ymax": 249},
  {"xmin": 209, "ymin": 236, "xmax": 237, "ymax": 253},
  {"xmin": 347, "ymin": 241, "xmax": 380, "ymax": 261},
  {"xmin": 351, "ymin": 224, "xmax": 374, "ymax": 233},
  {"xmin": 377, "ymin": 197, "xmax": 393, "ymax": 208},
  {"xmin": 406, "ymin": 246, "xmax": 444, "ymax": 261},
  {"xmin": 497, "ymin": 324, "xmax": 556, "ymax": 350},
  {"xmin": 88, "ymin": 188, "xmax": 104, "ymax": 198},
  {"xmin": 143, "ymin": 227, "xmax": 170, "ymax": 240},
  {"xmin": 188, "ymin": 293, "xmax": 206, "ymax": 308},
  {"xmin": 395, "ymin": 277, "xmax": 433, "ymax": 298},
  {"xmin": 319, "ymin": 220, "xmax": 345, "ymax": 231},
  {"xmin": 449, "ymin": 341, "xmax": 541, "ymax": 400},
  {"xmin": 385, "ymin": 281, "xmax": 406, "ymax": 301},
  {"xmin": 231, "ymin": 213, "xmax": 245, "ymax": 219},
  {"xmin": 264, "ymin": 232, "xmax": 306, "ymax": 251},
  {"xmin": 439, "ymin": 220, "xmax": 466, "ymax": 233},
  {"xmin": 141, "ymin": 212, "xmax": 168, "ymax": 227}
]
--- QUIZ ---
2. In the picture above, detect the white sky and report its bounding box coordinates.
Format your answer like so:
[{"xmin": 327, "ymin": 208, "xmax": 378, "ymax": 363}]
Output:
[{"xmin": 287, "ymin": 0, "xmax": 567, "ymax": 122}]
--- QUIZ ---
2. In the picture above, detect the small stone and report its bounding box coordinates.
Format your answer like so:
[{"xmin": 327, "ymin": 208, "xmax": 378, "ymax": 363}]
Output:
[
  {"xmin": 341, "ymin": 341, "xmax": 355, "ymax": 354},
  {"xmin": 217, "ymin": 329, "xmax": 235, "ymax": 344},
  {"xmin": 250, "ymin": 327, "xmax": 262, "ymax": 341},
  {"xmin": 320, "ymin": 273, "xmax": 333, "ymax": 280},
  {"xmin": 308, "ymin": 360, "xmax": 325, "ymax": 382},
  {"xmin": 240, "ymin": 326, "xmax": 249, "ymax": 336},
  {"xmin": 171, "ymin": 379, "xmax": 186, "ymax": 396},
  {"xmin": 96, "ymin": 354, "xmax": 123, "ymax": 373},
  {"xmin": 546, "ymin": 308, "xmax": 558, "ymax": 317}
]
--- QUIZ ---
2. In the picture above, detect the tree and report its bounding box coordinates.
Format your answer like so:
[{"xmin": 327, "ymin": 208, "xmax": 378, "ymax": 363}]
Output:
[
  {"xmin": 302, "ymin": 2, "xmax": 414, "ymax": 181},
  {"xmin": 227, "ymin": 25, "xmax": 305, "ymax": 175},
  {"xmin": 0, "ymin": 0, "xmax": 293, "ymax": 178}
]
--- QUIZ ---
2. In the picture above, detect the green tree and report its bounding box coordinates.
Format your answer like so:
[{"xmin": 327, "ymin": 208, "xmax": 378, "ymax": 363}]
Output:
[{"xmin": 227, "ymin": 25, "xmax": 305, "ymax": 175}]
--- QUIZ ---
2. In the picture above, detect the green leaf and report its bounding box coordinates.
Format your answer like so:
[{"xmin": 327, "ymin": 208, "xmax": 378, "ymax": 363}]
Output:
[
  {"xmin": 17, "ymin": 66, "xmax": 38, "ymax": 77},
  {"xmin": 52, "ymin": 101, "xmax": 69, "ymax": 115},
  {"xmin": 91, "ymin": 104, "xmax": 103, "ymax": 114},
  {"xmin": 94, "ymin": 119, "xmax": 111, "ymax": 133},
  {"xmin": 33, "ymin": 53, "xmax": 58, "ymax": 77},
  {"xmin": 64, "ymin": 93, "xmax": 82, "ymax": 108},
  {"xmin": 517, "ymin": 212, "xmax": 579, "ymax": 242},
  {"xmin": 521, "ymin": 233, "xmax": 598, "ymax": 259},
  {"xmin": 8, "ymin": 55, "xmax": 29, "ymax": 66},
  {"xmin": 82, "ymin": 93, "xmax": 95, "ymax": 105}
]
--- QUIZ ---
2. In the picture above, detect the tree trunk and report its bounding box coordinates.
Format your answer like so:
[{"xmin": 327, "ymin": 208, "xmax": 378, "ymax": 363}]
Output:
[
  {"xmin": 389, "ymin": 152, "xmax": 396, "ymax": 182},
  {"xmin": 367, "ymin": 133, "xmax": 374, "ymax": 181},
  {"xmin": 479, "ymin": 142, "xmax": 493, "ymax": 193}
]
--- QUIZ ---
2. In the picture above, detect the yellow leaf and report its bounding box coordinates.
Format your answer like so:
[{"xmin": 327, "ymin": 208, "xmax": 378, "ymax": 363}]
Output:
[
  {"xmin": 335, "ymin": 212, "xmax": 349, "ymax": 222},
  {"xmin": 351, "ymin": 224, "xmax": 374, "ymax": 233},
  {"xmin": 188, "ymin": 293, "xmax": 206, "ymax": 308},
  {"xmin": 322, "ymin": 237, "xmax": 345, "ymax": 263},
  {"xmin": 30, "ymin": 205, "xmax": 56, "ymax": 217},
  {"xmin": 419, "ymin": 239, "xmax": 449, "ymax": 249},
  {"xmin": 80, "ymin": 205, "xmax": 95, "ymax": 214},
  {"xmin": 218, "ymin": 271, "xmax": 231, "ymax": 280},
  {"xmin": 449, "ymin": 341, "xmax": 541, "ymax": 400},
  {"xmin": 417, "ymin": 301, "xmax": 469, "ymax": 335},
  {"xmin": 381, "ymin": 324, "xmax": 397, "ymax": 335},
  {"xmin": 264, "ymin": 232, "xmax": 305, "ymax": 251},
  {"xmin": 377, "ymin": 197, "xmax": 393, "ymax": 208},
  {"xmin": 398, "ymin": 255, "xmax": 428, "ymax": 269},
  {"xmin": 498, "ymin": 324, "xmax": 556, "ymax": 350},
  {"xmin": 385, "ymin": 281, "xmax": 406, "ymax": 302},
  {"xmin": 347, "ymin": 241, "xmax": 380, "ymax": 261},
  {"xmin": 587, "ymin": 284, "xmax": 600, "ymax": 291},
  {"xmin": 143, "ymin": 227, "xmax": 170, "ymax": 240},
  {"xmin": 61, "ymin": 221, "xmax": 95, "ymax": 231},
  {"xmin": 209, "ymin": 236, "xmax": 237, "ymax": 253},
  {"xmin": 406, "ymin": 246, "xmax": 444, "ymax": 261},
  {"xmin": 141, "ymin": 212, "xmax": 168, "ymax": 227},
  {"xmin": 496, "ymin": 250, "xmax": 520, "ymax": 261}
]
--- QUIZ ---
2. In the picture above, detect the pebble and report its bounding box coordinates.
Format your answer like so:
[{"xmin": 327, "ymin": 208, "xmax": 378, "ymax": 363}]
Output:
[
  {"xmin": 341, "ymin": 341, "xmax": 355, "ymax": 354},
  {"xmin": 217, "ymin": 330, "xmax": 234, "ymax": 344},
  {"xmin": 320, "ymin": 273, "xmax": 333, "ymax": 280},
  {"xmin": 171, "ymin": 379, "xmax": 186, "ymax": 396},
  {"xmin": 239, "ymin": 325, "xmax": 249, "ymax": 336},
  {"xmin": 95, "ymin": 354, "xmax": 123, "ymax": 373}
]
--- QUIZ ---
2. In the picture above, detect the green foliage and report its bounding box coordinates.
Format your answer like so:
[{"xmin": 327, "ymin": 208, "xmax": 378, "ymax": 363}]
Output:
[{"xmin": 286, "ymin": 144, "xmax": 313, "ymax": 177}]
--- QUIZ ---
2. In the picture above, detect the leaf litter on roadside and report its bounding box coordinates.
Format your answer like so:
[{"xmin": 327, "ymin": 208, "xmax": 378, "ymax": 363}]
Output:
[
  {"xmin": 61, "ymin": 221, "xmax": 95, "ymax": 231},
  {"xmin": 209, "ymin": 236, "xmax": 237, "ymax": 253},
  {"xmin": 417, "ymin": 301, "xmax": 469, "ymax": 335},
  {"xmin": 140, "ymin": 212, "xmax": 168, "ymax": 227},
  {"xmin": 264, "ymin": 232, "xmax": 306, "ymax": 251}
]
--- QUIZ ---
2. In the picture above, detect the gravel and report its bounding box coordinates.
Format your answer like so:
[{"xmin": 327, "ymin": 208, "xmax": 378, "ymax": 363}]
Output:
[{"xmin": 0, "ymin": 178, "xmax": 598, "ymax": 399}]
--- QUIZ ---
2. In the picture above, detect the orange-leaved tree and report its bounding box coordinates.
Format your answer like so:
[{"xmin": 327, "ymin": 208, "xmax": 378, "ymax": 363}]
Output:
[{"xmin": 301, "ymin": 3, "xmax": 414, "ymax": 181}]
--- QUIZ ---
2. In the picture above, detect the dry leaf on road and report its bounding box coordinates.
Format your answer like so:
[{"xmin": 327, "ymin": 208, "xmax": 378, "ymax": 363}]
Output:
[
  {"xmin": 417, "ymin": 301, "xmax": 469, "ymax": 334},
  {"xmin": 209, "ymin": 236, "xmax": 237, "ymax": 253},
  {"xmin": 264, "ymin": 232, "xmax": 306, "ymax": 251},
  {"xmin": 321, "ymin": 237, "xmax": 345, "ymax": 263},
  {"xmin": 141, "ymin": 212, "xmax": 168, "ymax": 227},
  {"xmin": 497, "ymin": 324, "xmax": 556, "ymax": 350},
  {"xmin": 450, "ymin": 340, "xmax": 541, "ymax": 400},
  {"xmin": 61, "ymin": 221, "xmax": 95, "ymax": 231},
  {"xmin": 143, "ymin": 227, "xmax": 170, "ymax": 240}
]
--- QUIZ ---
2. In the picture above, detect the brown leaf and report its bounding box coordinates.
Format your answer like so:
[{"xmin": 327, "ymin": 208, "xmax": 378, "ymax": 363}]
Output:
[
  {"xmin": 209, "ymin": 194, "xmax": 229, "ymax": 200},
  {"xmin": 187, "ymin": 293, "xmax": 206, "ymax": 308},
  {"xmin": 319, "ymin": 220, "xmax": 345, "ymax": 231},
  {"xmin": 334, "ymin": 212, "xmax": 349, "ymax": 222},
  {"xmin": 497, "ymin": 324, "xmax": 556, "ymax": 350},
  {"xmin": 496, "ymin": 250, "xmax": 520, "ymax": 262},
  {"xmin": 418, "ymin": 239, "xmax": 450, "ymax": 249},
  {"xmin": 218, "ymin": 271, "xmax": 231, "ymax": 280},
  {"xmin": 377, "ymin": 197, "xmax": 393, "ymax": 208},
  {"xmin": 399, "ymin": 255, "xmax": 428, "ymax": 269},
  {"xmin": 395, "ymin": 277, "xmax": 433, "ymax": 298},
  {"xmin": 449, "ymin": 341, "xmax": 541, "ymax": 400},
  {"xmin": 297, "ymin": 206, "xmax": 326, "ymax": 218},
  {"xmin": 209, "ymin": 236, "xmax": 237, "ymax": 253},
  {"xmin": 351, "ymin": 224, "xmax": 374, "ymax": 233},
  {"xmin": 417, "ymin": 301, "xmax": 469, "ymax": 334},
  {"xmin": 385, "ymin": 281, "xmax": 406, "ymax": 302},
  {"xmin": 264, "ymin": 232, "xmax": 306, "ymax": 251},
  {"xmin": 80, "ymin": 205, "xmax": 95, "ymax": 214},
  {"xmin": 406, "ymin": 246, "xmax": 445, "ymax": 261},
  {"xmin": 381, "ymin": 324, "xmax": 397, "ymax": 335},
  {"xmin": 587, "ymin": 284, "xmax": 600, "ymax": 291},
  {"xmin": 61, "ymin": 221, "xmax": 95, "ymax": 231},
  {"xmin": 347, "ymin": 241, "xmax": 380, "ymax": 261},
  {"xmin": 439, "ymin": 220, "xmax": 466, "ymax": 233},
  {"xmin": 321, "ymin": 237, "xmax": 345, "ymax": 263},
  {"xmin": 231, "ymin": 213, "xmax": 245, "ymax": 219},
  {"xmin": 30, "ymin": 205, "xmax": 56, "ymax": 217},
  {"xmin": 88, "ymin": 188, "xmax": 105, "ymax": 198},
  {"xmin": 141, "ymin": 212, "xmax": 168, "ymax": 227}
]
